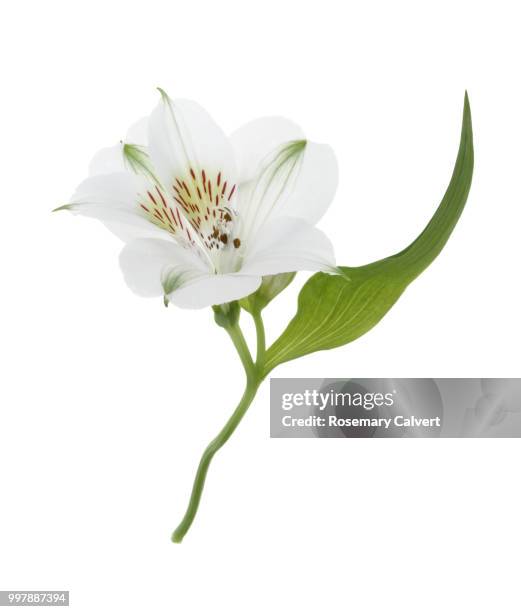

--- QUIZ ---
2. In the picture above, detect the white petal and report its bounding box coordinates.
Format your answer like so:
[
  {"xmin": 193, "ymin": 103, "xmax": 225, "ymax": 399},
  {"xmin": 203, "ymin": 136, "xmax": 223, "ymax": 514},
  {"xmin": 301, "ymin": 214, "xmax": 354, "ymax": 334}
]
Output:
[
  {"xmin": 91, "ymin": 213, "xmax": 169, "ymax": 243},
  {"xmin": 119, "ymin": 238, "xmax": 209, "ymax": 298},
  {"xmin": 241, "ymin": 216, "xmax": 335, "ymax": 276},
  {"xmin": 88, "ymin": 144, "xmax": 126, "ymax": 176},
  {"xmin": 278, "ymin": 141, "xmax": 338, "ymax": 226},
  {"xmin": 119, "ymin": 238, "xmax": 260, "ymax": 308},
  {"xmin": 235, "ymin": 140, "xmax": 338, "ymax": 242},
  {"xmin": 169, "ymin": 273, "xmax": 261, "ymax": 309},
  {"xmin": 71, "ymin": 172, "xmax": 145, "ymax": 209},
  {"xmin": 126, "ymin": 116, "xmax": 148, "ymax": 145},
  {"xmin": 88, "ymin": 117, "xmax": 149, "ymax": 177},
  {"xmin": 234, "ymin": 140, "xmax": 306, "ymax": 243},
  {"xmin": 230, "ymin": 116, "xmax": 304, "ymax": 183},
  {"xmin": 67, "ymin": 173, "xmax": 169, "ymax": 242},
  {"xmin": 147, "ymin": 93, "xmax": 237, "ymax": 193}
]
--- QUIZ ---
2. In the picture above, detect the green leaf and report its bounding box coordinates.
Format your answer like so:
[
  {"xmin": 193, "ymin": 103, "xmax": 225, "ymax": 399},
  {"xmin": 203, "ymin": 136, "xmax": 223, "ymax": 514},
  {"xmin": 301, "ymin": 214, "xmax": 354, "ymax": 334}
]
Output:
[{"xmin": 264, "ymin": 93, "xmax": 474, "ymax": 373}]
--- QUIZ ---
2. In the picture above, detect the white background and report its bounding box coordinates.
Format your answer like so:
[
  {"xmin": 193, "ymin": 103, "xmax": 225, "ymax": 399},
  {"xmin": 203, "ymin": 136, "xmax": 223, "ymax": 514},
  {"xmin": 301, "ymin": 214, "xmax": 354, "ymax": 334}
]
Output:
[{"xmin": 1, "ymin": 1, "xmax": 520, "ymax": 610}]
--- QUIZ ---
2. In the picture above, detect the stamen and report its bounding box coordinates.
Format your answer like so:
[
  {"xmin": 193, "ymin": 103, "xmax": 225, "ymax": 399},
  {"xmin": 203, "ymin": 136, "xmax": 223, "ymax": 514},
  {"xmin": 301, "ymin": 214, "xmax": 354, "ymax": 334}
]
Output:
[
  {"xmin": 143, "ymin": 168, "xmax": 240, "ymax": 260},
  {"xmin": 156, "ymin": 186, "xmax": 167, "ymax": 207}
]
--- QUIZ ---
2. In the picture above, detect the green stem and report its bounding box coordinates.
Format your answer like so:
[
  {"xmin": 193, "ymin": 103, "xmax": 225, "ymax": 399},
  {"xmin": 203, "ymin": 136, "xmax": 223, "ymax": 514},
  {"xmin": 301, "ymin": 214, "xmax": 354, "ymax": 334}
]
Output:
[
  {"xmin": 171, "ymin": 319, "xmax": 260, "ymax": 543},
  {"xmin": 252, "ymin": 310, "xmax": 266, "ymax": 373},
  {"xmin": 227, "ymin": 321, "xmax": 256, "ymax": 381}
]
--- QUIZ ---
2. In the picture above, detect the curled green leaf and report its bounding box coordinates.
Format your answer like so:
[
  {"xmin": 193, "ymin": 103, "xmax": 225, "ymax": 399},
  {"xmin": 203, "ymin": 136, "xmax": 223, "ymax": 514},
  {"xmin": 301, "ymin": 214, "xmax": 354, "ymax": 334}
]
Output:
[{"xmin": 264, "ymin": 92, "xmax": 474, "ymax": 373}]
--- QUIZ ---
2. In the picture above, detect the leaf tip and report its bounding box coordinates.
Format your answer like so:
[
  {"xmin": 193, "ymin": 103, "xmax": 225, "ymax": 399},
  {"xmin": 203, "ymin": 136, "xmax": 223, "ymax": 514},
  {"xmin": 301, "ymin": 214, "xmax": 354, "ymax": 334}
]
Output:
[
  {"xmin": 156, "ymin": 87, "xmax": 169, "ymax": 101},
  {"xmin": 462, "ymin": 91, "xmax": 472, "ymax": 131},
  {"xmin": 52, "ymin": 204, "xmax": 72, "ymax": 213}
]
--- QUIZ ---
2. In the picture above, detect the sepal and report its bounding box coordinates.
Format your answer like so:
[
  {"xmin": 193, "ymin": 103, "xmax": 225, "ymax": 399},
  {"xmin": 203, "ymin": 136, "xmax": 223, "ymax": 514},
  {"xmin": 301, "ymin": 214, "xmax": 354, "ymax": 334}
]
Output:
[{"xmin": 240, "ymin": 272, "xmax": 296, "ymax": 314}]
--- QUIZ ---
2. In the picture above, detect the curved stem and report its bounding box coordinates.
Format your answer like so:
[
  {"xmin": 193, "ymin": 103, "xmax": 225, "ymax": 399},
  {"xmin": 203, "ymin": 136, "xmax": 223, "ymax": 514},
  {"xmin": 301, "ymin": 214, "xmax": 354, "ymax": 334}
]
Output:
[
  {"xmin": 172, "ymin": 319, "xmax": 259, "ymax": 543},
  {"xmin": 171, "ymin": 377, "xmax": 259, "ymax": 543},
  {"xmin": 252, "ymin": 310, "xmax": 266, "ymax": 373},
  {"xmin": 226, "ymin": 321, "xmax": 256, "ymax": 382}
]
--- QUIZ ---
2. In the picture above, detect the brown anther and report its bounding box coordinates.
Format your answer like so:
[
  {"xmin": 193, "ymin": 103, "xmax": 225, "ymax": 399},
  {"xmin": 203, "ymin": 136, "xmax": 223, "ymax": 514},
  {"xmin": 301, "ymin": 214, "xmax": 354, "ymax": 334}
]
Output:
[
  {"xmin": 220, "ymin": 234, "xmax": 228, "ymax": 244},
  {"xmin": 233, "ymin": 238, "xmax": 241, "ymax": 249},
  {"xmin": 223, "ymin": 212, "xmax": 232, "ymax": 222}
]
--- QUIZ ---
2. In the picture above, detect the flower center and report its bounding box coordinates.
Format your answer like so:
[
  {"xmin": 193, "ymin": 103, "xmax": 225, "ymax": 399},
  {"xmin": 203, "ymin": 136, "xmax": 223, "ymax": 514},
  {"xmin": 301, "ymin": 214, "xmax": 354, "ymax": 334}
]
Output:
[
  {"xmin": 172, "ymin": 168, "xmax": 238, "ymax": 253},
  {"xmin": 137, "ymin": 169, "xmax": 242, "ymax": 273},
  {"xmin": 138, "ymin": 185, "xmax": 195, "ymax": 243}
]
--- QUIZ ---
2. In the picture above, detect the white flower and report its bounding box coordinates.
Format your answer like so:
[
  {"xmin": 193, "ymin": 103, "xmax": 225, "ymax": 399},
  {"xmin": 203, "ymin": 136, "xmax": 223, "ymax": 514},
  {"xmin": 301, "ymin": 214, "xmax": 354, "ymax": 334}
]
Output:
[{"xmin": 60, "ymin": 90, "xmax": 338, "ymax": 308}]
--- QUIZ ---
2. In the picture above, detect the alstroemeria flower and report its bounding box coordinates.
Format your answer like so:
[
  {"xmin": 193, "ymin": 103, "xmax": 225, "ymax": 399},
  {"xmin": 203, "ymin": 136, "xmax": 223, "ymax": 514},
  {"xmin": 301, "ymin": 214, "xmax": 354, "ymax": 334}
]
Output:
[{"xmin": 61, "ymin": 90, "xmax": 338, "ymax": 308}]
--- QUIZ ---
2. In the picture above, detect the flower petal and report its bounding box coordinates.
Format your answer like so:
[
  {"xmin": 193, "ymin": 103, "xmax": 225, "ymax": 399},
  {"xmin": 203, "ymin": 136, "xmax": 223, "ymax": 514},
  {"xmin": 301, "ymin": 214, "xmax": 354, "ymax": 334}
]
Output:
[
  {"xmin": 126, "ymin": 116, "xmax": 148, "ymax": 146},
  {"xmin": 119, "ymin": 238, "xmax": 208, "ymax": 297},
  {"xmin": 147, "ymin": 92, "xmax": 237, "ymax": 195},
  {"xmin": 88, "ymin": 144, "xmax": 126, "ymax": 176},
  {"xmin": 230, "ymin": 116, "xmax": 304, "ymax": 183},
  {"xmin": 235, "ymin": 140, "xmax": 338, "ymax": 244},
  {"xmin": 65, "ymin": 173, "xmax": 172, "ymax": 242},
  {"xmin": 277, "ymin": 141, "xmax": 338, "ymax": 226},
  {"xmin": 234, "ymin": 140, "xmax": 306, "ymax": 244},
  {"xmin": 119, "ymin": 238, "xmax": 261, "ymax": 308},
  {"xmin": 88, "ymin": 117, "xmax": 149, "ymax": 177},
  {"xmin": 241, "ymin": 216, "xmax": 335, "ymax": 276},
  {"xmin": 169, "ymin": 273, "xmax": 261, "ymax": 309},
  {"xmin": 70, "ymin": 172, "xmax": 146, "ymax": 211}
]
